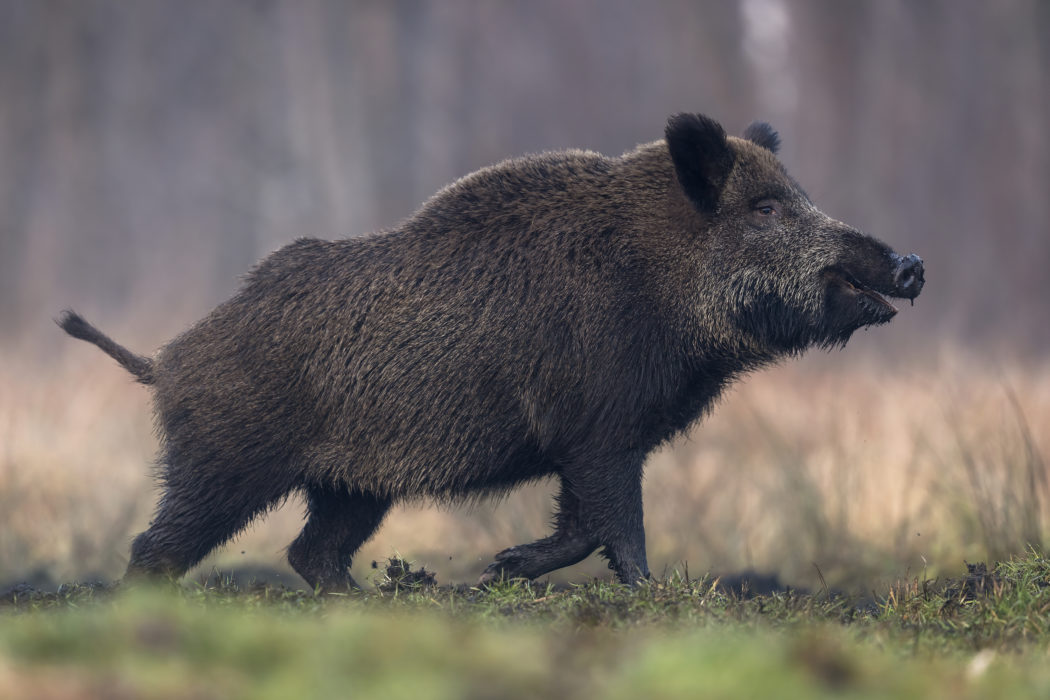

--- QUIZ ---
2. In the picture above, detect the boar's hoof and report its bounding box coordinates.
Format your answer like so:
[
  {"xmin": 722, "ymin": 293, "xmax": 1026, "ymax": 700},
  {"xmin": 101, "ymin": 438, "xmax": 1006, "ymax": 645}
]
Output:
[{"xmin": 478, "ymin": 547, "xmax": 533, "ymax": 585}]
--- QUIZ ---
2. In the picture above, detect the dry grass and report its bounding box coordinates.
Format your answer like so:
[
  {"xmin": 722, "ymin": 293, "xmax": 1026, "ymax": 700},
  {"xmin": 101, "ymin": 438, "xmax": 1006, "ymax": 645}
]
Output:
[{"xmin": 2, "ymin": 342, "xmax": 1047, "ymax": 590}]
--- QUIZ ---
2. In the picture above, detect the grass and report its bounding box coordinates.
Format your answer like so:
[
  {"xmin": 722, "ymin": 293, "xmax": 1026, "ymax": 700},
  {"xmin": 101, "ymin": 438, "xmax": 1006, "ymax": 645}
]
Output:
[{"xmin": 3, "ymin": 554, "xmax": 1050, "ymax": 698}]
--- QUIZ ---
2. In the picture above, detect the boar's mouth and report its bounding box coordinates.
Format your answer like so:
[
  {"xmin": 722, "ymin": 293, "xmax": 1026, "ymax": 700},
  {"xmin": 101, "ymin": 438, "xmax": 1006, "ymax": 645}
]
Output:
[{"xmin": 823, "ymin": 268, "xmax": 898, "ymax": 326}]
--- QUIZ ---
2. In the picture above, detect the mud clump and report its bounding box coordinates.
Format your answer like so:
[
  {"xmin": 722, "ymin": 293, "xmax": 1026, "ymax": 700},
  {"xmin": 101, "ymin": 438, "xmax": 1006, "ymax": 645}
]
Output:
[
  {"xmin": 374, "ymin": 558, "xmax": 438, "ymax": 593},
  {"xmin": 954, "ymin": 562, "xmax": 1001, "ymax": 599},
  {"xmin": 938, "ymin": 562, "xmax": 1005, "ymax": 616}
]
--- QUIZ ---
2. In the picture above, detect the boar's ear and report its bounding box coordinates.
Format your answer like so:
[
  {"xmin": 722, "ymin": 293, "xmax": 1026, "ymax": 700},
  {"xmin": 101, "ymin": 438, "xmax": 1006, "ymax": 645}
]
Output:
[
  {"xmin": 743, "ymin": 121, "xmax": 780, "ymax": 154},
  {"xmin": 665, "ymin": 113, "xmax": 735, "ymax": 214}
]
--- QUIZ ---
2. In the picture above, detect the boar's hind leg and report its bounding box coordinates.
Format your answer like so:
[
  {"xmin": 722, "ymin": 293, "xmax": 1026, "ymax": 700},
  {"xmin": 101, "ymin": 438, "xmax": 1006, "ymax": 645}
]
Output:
[
  {"xmin": 478, "ymin": 481, "xmax": 599, "ymax": 584},
  {"xmin": 125, "ymin": 460, "xmax": 292, "ymax": 583},
  {"xmin": 287, "ymin": 486, "xmax": 391, "ymax": 592}
]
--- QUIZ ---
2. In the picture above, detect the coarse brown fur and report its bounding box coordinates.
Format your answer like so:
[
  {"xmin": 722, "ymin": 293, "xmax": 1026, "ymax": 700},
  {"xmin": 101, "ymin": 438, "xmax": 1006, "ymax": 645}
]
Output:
[{"xmin": 59, "ymin": 113, "xmax": 923, "ymax": 589}]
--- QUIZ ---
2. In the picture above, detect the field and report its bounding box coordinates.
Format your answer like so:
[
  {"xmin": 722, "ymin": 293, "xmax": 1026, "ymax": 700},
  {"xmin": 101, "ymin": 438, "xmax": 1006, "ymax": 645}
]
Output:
[
  {"xmin": 3, "ymin": 555, "xmax": 1050, "ymax": 698},
  {"xmin": 2, "ymin": 345, "xmax": 1049, "ymax": 696}
]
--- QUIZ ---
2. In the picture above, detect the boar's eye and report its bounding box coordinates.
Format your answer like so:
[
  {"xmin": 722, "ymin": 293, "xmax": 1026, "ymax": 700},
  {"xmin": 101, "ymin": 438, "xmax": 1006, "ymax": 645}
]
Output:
[{"xmin": 753, "ymin": 199, "xmax": 781, "ymax": 217}]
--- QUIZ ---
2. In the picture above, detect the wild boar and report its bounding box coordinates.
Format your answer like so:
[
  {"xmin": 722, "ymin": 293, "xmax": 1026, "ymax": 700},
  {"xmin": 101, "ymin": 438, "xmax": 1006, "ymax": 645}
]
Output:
[{"xmin": 60, "ymin": 113, "xmax": 924, "ymax": 589}]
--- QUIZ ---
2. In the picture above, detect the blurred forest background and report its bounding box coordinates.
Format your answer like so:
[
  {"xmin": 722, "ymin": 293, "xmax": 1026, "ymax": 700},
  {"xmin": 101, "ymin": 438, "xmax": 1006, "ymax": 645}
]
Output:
[
  {"xmin": 2, "ymin": 0, "xmax": 1048, "ymax": 351},
  {"xmin": 1, "ymin": 0, "xmax": 1048, "ymax": 588}
]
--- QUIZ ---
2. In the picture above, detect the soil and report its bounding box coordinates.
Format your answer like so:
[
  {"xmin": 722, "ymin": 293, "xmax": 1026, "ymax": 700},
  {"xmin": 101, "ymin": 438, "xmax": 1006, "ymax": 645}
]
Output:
[{"xmin": 373, "ymin": 557, "xmax": 438, "ymax": 592}]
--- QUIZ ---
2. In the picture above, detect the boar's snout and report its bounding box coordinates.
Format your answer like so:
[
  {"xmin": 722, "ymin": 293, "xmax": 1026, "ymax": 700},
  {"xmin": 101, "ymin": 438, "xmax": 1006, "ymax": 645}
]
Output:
[
  {"xmin": 892, "ymin": 253, "xmax": 924, "ymax": 300},
  {"xmin": 820, "ymin": 242, "xmax": 925, "ymax": 342}
]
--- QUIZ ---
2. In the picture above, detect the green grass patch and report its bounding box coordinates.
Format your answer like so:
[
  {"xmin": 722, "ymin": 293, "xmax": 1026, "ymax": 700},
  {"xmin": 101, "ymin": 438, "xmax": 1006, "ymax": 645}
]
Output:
[{"xmin": 3, "ymin": 554, "xmax": 1050, "ymax": 698}]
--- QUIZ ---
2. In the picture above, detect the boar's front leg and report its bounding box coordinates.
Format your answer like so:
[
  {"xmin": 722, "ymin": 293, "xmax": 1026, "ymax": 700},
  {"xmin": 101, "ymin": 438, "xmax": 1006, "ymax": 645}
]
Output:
[
  {"xmin": 478, "ymin": 482, "xmax": 597, "ymax": 584},
  {"xmin": 479, "ymin": 453, "xmax": 650, "ymax": 585},
  {"xmin": 568, "ymin": 453, "xmax": 650, "ymax": 584}
]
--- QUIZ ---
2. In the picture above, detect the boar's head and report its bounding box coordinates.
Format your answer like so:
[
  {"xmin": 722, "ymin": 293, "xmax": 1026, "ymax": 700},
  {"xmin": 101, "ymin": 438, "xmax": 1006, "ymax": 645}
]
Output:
[{"xmin": 665, "ymin": 113, "xmax": 924, "ymax": 355}]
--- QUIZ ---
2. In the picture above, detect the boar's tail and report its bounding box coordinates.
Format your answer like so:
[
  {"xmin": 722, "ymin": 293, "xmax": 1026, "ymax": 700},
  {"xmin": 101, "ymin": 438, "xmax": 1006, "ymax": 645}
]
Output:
[{"xmin": 57, "ymin": 310, "xmax": 155, "ymax": 385}]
